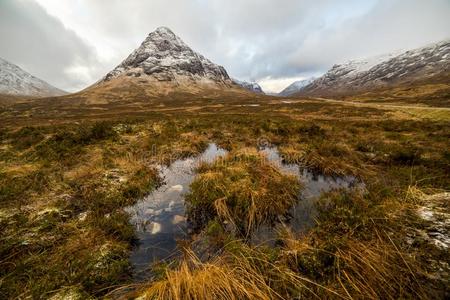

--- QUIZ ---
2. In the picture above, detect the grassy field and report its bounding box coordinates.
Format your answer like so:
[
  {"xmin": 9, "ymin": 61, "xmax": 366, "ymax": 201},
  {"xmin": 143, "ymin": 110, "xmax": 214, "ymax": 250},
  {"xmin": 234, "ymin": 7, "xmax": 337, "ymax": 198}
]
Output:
[
  {"xmin": 330, "ymin": 82, "xmax": 450, "ymax": 107},
  {"xmin": 0, "ymin": 93, "xmax": 449, "ymax": 299}
]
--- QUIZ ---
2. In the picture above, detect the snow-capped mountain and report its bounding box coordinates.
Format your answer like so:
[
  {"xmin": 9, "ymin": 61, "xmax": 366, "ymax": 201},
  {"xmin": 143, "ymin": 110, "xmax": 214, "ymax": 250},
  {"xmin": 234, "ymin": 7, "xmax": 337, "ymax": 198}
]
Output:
[
  {"xmin": 0, "ymin": 57, "xmax": 66, "ymax": 97},
  {"xmin": 232, "ymin": 78, "xmax": 264, "ymax": 94},
  {"xmin": 99, "ymin": 27, "xmax": 232, "ymax": 90},
  {"xmin": 279, "ymin": 77, "xmax": 315, "ymax": 96},
  {"xmin": 296, "ymin": 40, "xmax": 450, "ymax": 96}
]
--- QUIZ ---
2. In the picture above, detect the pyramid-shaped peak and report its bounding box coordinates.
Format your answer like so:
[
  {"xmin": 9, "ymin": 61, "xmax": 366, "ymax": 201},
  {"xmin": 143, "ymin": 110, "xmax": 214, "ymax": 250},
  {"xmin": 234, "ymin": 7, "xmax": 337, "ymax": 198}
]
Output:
[
  {"xmin": 141, "ymin": 26, "xmax": 187, "ymax": 50},
  {"xmin": 147, "ymin": 27, "xmax": 179, "ymax": 42},
  {"xmin": 101, "ymin": 26, "xmax": 231, "ymax": 85},
  {"xmin": 153, "ymin": 26, "xmax": 175, "ymax": 35}
]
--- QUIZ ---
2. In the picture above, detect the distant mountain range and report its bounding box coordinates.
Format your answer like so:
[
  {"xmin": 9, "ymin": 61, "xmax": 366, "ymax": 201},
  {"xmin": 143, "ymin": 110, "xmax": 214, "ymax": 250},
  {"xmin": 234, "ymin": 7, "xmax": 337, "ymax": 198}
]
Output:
[
  {"xmin": 0, "ymin": 57, "xmax": 66, "ymax": 97},
  {"xmin": 232, "ymin": 78, "xmax": 264, "ymax": 94},
  {"xmin": 285, "ymin": 40, "xmax": 450, "ymax": 97},
  {"xmin": 278, "ymin": 77, "xmax": 315, "ymax": 96},
  {"xmin": 1, "ymin": 27, "xmax": 448, "ymax": 102}
]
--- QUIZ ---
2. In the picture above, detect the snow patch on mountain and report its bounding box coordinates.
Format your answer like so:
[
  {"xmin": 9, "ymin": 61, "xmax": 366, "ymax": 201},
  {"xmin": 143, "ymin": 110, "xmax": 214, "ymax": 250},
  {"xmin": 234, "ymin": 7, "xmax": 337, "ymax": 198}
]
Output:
[
  {"xmin": 232, "ymin": 78, "xmax": 264, "ymax": 94},
  {"xmin": 299, "ymin": 40, "xmax": 450, "ymax": 96},
  {"xmin": 337, "ymin": 51, "xmax": 404, "ymax": 77},
  {"xmin": 0, "ymin": 57, "xmax": 66, "ymax": 97},
  {"xmin": 101, "ymin": 27, "xmax": 232, "ymax": 87},
  {"xmin": 279, "ymin": 77, "xmax": 316, "ymax": 96}
]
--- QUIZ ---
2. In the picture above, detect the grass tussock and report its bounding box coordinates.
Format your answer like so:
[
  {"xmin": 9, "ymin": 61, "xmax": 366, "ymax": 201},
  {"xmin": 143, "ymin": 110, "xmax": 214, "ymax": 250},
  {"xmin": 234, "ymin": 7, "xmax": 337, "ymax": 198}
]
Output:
[
  {"xmin": 139, "ymin": 250, "xmax": 279, "ymax": 300},
  {"xmin": 186, "ymin": 148, "xmax": 301, "ymax": 236},
  {"xmin": 279, "ymin": 142, "xmax": 368, "ymax": 177},
  {"xmin": 137, "ymin": 244, "xmax": 340, "ymax": 300},
  {"xmin": 280, "ymin": 235, "xmax": 430, "ymax": 299},
  {"xmin": 332, "ymin": 238, "xmax": 427, "ymax": 299}
]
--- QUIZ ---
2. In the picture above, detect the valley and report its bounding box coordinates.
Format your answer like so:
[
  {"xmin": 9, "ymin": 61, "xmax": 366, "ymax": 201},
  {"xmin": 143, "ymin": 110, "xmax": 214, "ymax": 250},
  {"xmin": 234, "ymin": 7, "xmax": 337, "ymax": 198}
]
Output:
[
  {"xmin": 1, "ymin": 93, "xmax": 449, "ymax": 298},
  {"xmin": 0, "ymin": 22, "xmax": 449, "ymax": 299}
]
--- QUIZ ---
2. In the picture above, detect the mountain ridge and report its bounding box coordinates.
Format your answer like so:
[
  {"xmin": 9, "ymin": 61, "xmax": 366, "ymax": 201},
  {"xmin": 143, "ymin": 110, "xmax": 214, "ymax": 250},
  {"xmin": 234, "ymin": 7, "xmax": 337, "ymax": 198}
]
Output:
[
  {"xmin": 232, "ymin": 78, "xmax": 264, "ymax": 94},
  {"xmin": 294, "ymin": 40, "xmax": 450, "ymax": 97},
  {"xmin": 0, "ymin": 57, "xmax": 66, "ymax": 97},
  {"xmin": 279, "ymin": 77, "xmax": 315, "ymax": 96}
]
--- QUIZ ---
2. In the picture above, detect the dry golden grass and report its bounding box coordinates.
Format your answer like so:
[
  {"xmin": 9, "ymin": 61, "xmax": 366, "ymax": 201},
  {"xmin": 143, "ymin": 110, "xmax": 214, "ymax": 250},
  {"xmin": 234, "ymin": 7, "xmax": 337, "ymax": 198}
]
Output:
[
  {"xmin": 1, "ymin": 94, "xmax": 448, "ymax": 298},
  {"xmin": 137, "ymin": 245, "xmax": 343, "ymax": 300},
  {"xmin": 335, "ymin": 82, "xmax": 450, "ymax": 107},
  {"xmin": 64, "ymin": 146, "xmax": 104, "ymax": 181},
  {"xmin": 186, "ymin": 148, "xmax": 301, "ymax": 235},
  {"xmin": 279, "ymin": 142, "xmax": 372, "ymax": 178},
  {"xmin": 330, "ymin": 238, "xmax": 426, "ymax": 299},
  {"xmin": 1, "ymin": 162, "xmax": 39, "ymax": 175},
  {"xmin": 279, "ymin": 227, "xmax": 430, "ymax": 299},
  {"xmin": 140, "ymin": 250, "xmax": 278, "ymax": 300}
]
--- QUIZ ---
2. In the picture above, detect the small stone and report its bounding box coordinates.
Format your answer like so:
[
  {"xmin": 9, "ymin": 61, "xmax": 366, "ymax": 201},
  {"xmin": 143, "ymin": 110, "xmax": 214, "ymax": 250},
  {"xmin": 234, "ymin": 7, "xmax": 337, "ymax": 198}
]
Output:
[
  {"xmin": 78, "ymin": 212, "xmax": 88, "ymax": 222},
  {"xmin": 172, "ymin": 215, "xmax": 186, "ymax": 224},
  {"xmin": 146, "ymin": 222, "xmax": 162, "ymax": 234},
  {"xmin": 170, "ymin": 184, "xmax": 183, "ymax": 192}
]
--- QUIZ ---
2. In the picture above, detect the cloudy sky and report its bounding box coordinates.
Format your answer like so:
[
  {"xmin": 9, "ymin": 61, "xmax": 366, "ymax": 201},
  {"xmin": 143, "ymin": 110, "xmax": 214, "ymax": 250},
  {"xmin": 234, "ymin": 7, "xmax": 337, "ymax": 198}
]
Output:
[{"xmin": 1, "ymin": 0, "xmax": 449, "ymax": 93}]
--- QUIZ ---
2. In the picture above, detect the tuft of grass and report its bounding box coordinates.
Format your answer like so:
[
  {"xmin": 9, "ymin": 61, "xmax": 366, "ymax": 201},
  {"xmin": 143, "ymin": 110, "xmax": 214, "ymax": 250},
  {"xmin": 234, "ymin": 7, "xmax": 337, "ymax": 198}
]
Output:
[
  {"xmin": 281, "ymin": 233, "xmax": 431, "ymax": 299},
  {"xmin": 139, "ymin": 250, "xmax": 279, "ymax": 300},
  {"xmin": 279, "ymin": 141, "xmax": 367, "ymax": 177},
  {"xmin": 186, "ymin": 148, "xmax": 301, "ymax": 236},
  {"xmin": 136, "ymin": 245, "xmax": 338, "ymax": 300}
]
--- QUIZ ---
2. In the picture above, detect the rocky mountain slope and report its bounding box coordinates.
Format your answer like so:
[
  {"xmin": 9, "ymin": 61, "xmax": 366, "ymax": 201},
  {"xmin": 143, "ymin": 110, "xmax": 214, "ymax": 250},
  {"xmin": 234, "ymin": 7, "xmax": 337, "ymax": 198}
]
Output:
[
  {"xmin": 295, "ymin": 40, "xmax": 450, "ymax": 97},
  {"xmin": 279, "ymin": 77, "xmax": 315, "ymax": 96},
  {"xmin": 232, "ymin": 78, "xmax": 264, "ymax": 94},
  {"xmin": 95, "ymin": 27, "xmax": 234, "ymax": 94},
  {"xmin": 0, "ymin": 57, "xmax": 66, "ymax": 97},
  {"xmin": 19, "ymin": 27, "xmax": 252, "ymax": 109}
]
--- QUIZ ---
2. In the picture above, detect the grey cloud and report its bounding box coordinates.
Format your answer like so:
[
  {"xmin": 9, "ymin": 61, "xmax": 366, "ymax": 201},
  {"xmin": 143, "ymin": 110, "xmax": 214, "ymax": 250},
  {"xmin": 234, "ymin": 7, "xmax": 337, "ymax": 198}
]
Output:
[
  {"xmin": 1, "ymin": 0, "xmax": 449, "ymax": 92},
  {"xmin": 0, "ymin": 0, "xmax": 98, "ymax": 91},
  {"xmin": 216, "ymin": 0, "xmax": 450, "ymax": 80},
  {"xmin": 286, "ymin": 0, "xmax": 450, "ymax": 75}
]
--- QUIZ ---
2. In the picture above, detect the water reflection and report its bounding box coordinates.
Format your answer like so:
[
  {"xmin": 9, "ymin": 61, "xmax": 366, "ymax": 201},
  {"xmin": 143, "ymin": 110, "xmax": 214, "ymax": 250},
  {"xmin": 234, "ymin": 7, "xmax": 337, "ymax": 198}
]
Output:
[
  {"xmin": 252, "ymin": 146, "xmax": 365, "ymax": 244},
  {"xmin": 126, "ymin": 143, "xmax": 364, "ymax": 279},
  {"xmin": 125, "ymin": 143, "xmax": 227, "ymax": 280}
]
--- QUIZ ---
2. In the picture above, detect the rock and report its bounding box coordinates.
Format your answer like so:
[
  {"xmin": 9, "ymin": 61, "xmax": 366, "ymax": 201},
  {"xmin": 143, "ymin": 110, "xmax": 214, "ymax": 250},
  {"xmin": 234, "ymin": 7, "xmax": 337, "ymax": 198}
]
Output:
[
  {"xmin": 172, "ymin": 215, "xmax": 186, "ymax": 224},
  {"xmin": 145, "ymin": 221, "xmax": 162, "ymax": 234},
  {"xmin": 78, "ymin": 211, "xmax": 88, "ymax": 222},
  {"xmin": 169, "ymin": 185, "xmax": 183, "ymax": 192}
]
